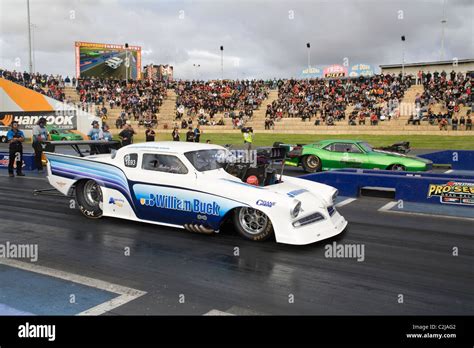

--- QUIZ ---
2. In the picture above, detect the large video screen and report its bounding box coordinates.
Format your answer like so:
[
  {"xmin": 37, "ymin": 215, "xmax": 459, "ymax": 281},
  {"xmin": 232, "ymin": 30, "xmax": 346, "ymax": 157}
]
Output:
[{"xmin": 75, "ymin": 41, "xmax": 142, "ymax": 79}]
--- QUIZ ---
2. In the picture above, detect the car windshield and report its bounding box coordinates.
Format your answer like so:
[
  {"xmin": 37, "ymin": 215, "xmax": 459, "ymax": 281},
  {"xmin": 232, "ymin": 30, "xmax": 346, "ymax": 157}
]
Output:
[
  {"xmin": 359, "ymin": 142, "xmax": 373, "ymax": 152},
  {"xmin": 184, "ymin": 149, "xmax": 227, "ymax": 172}
]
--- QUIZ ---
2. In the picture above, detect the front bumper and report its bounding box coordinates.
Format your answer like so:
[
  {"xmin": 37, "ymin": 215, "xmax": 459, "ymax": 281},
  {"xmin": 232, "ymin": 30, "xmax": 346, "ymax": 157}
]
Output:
[{"xmin": 274, "ymin": 209, "xmax": 348, "ymax": 245}]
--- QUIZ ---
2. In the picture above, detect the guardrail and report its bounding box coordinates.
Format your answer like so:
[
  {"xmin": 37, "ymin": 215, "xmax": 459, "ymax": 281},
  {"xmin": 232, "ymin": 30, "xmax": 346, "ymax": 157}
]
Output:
[
  {"xmin": 302, "ymin": 169, "xmax": 474, "ymax": 207},
  {"xmin": 419, "ymin": 150, "xmax": 474, "ymax": 171}
]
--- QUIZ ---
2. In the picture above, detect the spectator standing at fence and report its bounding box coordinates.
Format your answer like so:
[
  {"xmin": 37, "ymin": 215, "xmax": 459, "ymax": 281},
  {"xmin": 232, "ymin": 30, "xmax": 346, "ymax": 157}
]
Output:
[
  {"xmin": 451, "ymin": 115, "xmax": 459, "ymax": 130},
  {"xmin": 459, "ymin": 115, "xmax": 466, "ymax": 130},
  {"xmin": 172, "ymin": 127, "xmax": 180, "ymax": 141},
  {"xmin": 7, "ymin": 121, "xmax": 25, "ymax": 177},
  {"xmin": 145, "ymin": 125, "xmax": 156, "ymax": 142},
  {"xmin": 466, "ymin": 114, "xmax": 472, "ymax": 130},
  {"xmin": 194, "ymin": 125, "xmax": 202, "ymax": 143},
  {"xmin": 102, "ymin": 124, "xmax": 113, "ymax": 141},
  {"xmin": 87, "ymin": 120, "xmax": 103, "ymax": 140},
  {"xmin": 439, "ymin": 117, "xmax": 448, "ymax": 131},
  {"xmin": 186, "ymin": 127, "xmax": 194, "ymax": 142},
  {"xmin": 32, "ymin": 117, "xmax": 49, "ymax": 172},
  {"xmin": 119, "ymin": 122, "xmax": 135, "ymax": 146}
]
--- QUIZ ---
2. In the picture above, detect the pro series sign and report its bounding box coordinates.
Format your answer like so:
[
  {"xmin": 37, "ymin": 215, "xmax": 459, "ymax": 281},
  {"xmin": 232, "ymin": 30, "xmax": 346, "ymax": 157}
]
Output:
[
  {"xmin": 428, "ymin": 181, "xmax": 474, "ymax": 206},
  {"xmin": 0, "ymin": 111, "xmax": 77, "ymax": 130}
]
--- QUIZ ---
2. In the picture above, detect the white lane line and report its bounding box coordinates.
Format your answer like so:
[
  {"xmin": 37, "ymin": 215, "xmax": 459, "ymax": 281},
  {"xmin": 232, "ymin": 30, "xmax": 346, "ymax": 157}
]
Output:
[
  {"xmin": 0, "ymin": 258, "xmax": 146, "ymax": 316},
  {"xmin": 335, "ymin": 198, "xmax": 357, "ymax": 208},
  {"xmin": 204, "ymin": 309, "xmax": 235, "ymax": 316},
  {"xmin": 378, "ymin": 201, "xmax": 398, "ymax": 212},
  {"xmin": 377, "ymin": 208, "xmax": 474, "ymax": 221}
]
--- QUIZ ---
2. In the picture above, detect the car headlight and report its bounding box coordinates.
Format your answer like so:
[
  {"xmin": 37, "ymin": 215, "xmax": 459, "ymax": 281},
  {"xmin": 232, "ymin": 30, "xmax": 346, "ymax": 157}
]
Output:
[
  {"xmin": 331, "ymin": 189, "xmax": 338, "ymax": 205},
  {"xmin": 290, "ymin": 200, "xmax": 302, "ymax": 218}
]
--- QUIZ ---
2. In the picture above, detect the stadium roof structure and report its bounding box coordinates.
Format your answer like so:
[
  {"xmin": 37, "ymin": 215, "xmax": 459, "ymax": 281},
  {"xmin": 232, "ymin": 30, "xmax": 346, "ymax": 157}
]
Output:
[{"xmin": 379, "ymin": 58, "xmax": 474, "ymax": 69}]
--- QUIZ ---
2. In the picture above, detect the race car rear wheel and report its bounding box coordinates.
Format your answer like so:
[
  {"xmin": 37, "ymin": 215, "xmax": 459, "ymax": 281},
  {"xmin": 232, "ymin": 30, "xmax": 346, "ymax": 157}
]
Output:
[
  {"xmin": 234, "ymin": 207, "xmax": 273, "ymax": 241},
  {"xmin": 76, "ymin": 179, "xmax": 103, "ymax": 218},
  {"xmin": 301, "ymin": 155, "xmax": 322, "ymax": 173}
]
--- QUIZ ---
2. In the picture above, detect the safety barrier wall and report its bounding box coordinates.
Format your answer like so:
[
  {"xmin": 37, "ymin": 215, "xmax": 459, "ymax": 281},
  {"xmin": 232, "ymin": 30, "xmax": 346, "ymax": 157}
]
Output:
[
  {"xmin": 0, "ymin": 152, "xmax": 36, "ymax": 171},
  {"xmin": 419, "ymin": 150, "xmax": 474, "ymax": 170},
  {"xmin": 302, "ymin": 169, "xmax": 474, "ymax": 207}
]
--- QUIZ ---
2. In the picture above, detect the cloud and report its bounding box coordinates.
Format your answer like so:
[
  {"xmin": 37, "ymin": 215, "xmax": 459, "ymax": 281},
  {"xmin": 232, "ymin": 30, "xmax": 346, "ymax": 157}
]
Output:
[{"xmin": 0, "ymin": 0, "xmax": 472, "ymax": 79}]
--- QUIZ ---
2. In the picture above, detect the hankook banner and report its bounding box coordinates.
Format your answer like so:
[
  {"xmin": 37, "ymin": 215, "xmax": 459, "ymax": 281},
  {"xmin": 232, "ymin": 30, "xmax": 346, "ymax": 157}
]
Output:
[{"xmin": 0, "ymin": 111, "xmax": 77, "ymax": 130}]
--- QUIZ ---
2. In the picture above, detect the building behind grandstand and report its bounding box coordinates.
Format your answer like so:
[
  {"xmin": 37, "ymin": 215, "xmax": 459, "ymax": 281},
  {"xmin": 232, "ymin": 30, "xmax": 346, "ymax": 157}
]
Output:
[{"xmin": 380, "ymin": 58, "xmax": 474, "ymax": 76}]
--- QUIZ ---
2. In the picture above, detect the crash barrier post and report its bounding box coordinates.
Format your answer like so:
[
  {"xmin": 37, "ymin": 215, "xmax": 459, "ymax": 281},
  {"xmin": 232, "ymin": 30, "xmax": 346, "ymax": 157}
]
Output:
[
  {"xmin": 0, "ymin": 152, "xmax": 36, "ymax": 171},
  {"xmin": 302, "ymin": 169, "xmax": 474, "ymax": 207},
  {"xmin": 419, "ymin": 150, "xmax": 474, "ymax": 171}
]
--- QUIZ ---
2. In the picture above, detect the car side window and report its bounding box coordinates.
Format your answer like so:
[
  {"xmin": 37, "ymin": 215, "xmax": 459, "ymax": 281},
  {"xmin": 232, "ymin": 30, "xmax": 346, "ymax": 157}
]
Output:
[
  {"xmin": 328, "ymin": 143, "xmax": 362, "ymax": 153},
  {"xmin": 142, "ymin": 154, "xmax": 188, "ymax": 174},
  {"xmin": 324, "ymin": 144, "xmax": 335, "ymax": 152}
]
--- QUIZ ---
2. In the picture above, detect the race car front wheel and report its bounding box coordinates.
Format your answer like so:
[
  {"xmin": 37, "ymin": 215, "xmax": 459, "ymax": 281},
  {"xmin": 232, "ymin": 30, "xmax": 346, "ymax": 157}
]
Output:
[
  {"xmin": 234, "ymin": 207, "xmax": 273, "ymax": 241},
  {"xmin": 302, "ymin": 155, "xmax": 322, "ymax": 173},
  {"xmin": 0, "ymin": 136, "xmax": 7, "ymax": 143},
  {"xmin": 76, "ymin": 179, "xmax": 103, "ymax": 218},
  {"xmin": 390, "ymin": 164, "xmax": 406, "ymax": 171}
]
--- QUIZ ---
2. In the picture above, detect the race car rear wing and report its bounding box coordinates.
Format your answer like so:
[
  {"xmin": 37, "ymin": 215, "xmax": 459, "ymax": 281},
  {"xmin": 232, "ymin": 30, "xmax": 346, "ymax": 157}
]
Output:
[{"xmin": 43, "ymin": 140, "xmax": 121, "ymax": 157}]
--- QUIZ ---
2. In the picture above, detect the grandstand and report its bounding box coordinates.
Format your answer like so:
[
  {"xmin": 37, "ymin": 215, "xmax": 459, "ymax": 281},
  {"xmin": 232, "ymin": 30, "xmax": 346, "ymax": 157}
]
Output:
[{"xmin": 1, "ymin": 68, "xmax": 472, "ymax": 137}]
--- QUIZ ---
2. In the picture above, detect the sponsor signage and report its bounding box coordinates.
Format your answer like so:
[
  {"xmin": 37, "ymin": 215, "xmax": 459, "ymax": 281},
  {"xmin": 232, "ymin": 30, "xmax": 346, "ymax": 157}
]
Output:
[
  {"xmin": 301, "ymin": 67, "xmax": 323, "ymax": 78},
  {"xmin": 323, "ymin": 65, "xmax": 348, "ymax": 78},
  {"xmin": 299, "ymin": 63, "xmax": 375, "ymax": 79},
  {"xmin": 349, "ymin": 64, "xmax": 374, "ymax": 77},
  {"xmin": 427, "ymin": 181, "xmax": 474, "ymax": 206},
  {"xmin": 0, "ymin": 111, "xmax": 77, "ymax": 130},
  {"xmin": 0, "ymin": 152, "xmax": 35, "ymax": 170}
]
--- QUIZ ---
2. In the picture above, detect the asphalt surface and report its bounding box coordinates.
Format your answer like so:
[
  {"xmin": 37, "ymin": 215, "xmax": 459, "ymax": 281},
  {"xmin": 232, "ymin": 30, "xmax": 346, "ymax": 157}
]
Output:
[{"xmin": 0, "ymin": 171, "xmax": 473, "ymax": 315}]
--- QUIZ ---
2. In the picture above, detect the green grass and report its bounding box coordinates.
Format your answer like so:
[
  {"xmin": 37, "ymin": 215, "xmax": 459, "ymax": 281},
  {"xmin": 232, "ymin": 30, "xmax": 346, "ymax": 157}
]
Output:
[{"xmin": 119, "ymin": 133, "xmax": 474, "ymax": 150}]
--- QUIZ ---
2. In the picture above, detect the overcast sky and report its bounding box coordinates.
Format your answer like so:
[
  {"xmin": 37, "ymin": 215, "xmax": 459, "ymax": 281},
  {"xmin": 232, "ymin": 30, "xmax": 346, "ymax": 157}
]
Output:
[{"xmin": 0, "ymin": 0, "xmax": 472, "ymax": 79}]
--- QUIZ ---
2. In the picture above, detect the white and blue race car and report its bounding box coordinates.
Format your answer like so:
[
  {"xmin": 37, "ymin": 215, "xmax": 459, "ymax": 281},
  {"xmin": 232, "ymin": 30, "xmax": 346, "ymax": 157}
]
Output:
[{"xmin": 46, "ymin": 142, "xmax": 347, "ymax": 245}]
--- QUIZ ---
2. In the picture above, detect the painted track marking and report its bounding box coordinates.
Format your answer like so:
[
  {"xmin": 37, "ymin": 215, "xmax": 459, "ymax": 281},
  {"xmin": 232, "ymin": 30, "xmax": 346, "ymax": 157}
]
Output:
[
  {"xmin": 0, "ymin": 258, "xmax": 146, "ymax": 315},
  {"xmin": 335, "ymin": 198, "xmax": 357, "ymax": 208}
]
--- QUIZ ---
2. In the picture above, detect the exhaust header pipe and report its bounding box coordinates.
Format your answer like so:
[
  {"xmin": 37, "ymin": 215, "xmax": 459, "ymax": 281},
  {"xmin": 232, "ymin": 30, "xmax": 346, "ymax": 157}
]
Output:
[{"xmin": 184, "ymin": 224, "xmax": 215, "ymax": 234}]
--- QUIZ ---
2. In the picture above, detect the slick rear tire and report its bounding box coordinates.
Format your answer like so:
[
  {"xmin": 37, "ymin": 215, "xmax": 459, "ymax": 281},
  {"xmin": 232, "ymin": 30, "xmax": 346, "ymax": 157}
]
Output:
[
  {"xmin": 233, "ymin": 207, "xmax": 274, "ymax": 242},
  {"xmin": 301, "ymin": 155, "xmax": 322, "ymax": 173},
  {"xmin": 76, "ymin": 179, "xmax": 103, "ymax": 218}
]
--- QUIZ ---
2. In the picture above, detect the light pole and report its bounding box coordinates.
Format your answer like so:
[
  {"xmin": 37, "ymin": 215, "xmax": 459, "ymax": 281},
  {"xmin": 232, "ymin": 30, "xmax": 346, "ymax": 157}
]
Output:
[
  {"xmin": 401, "ymin": 35, "xmax": 406, "ymax": 77},
  {"xmin": 30, "ymin": 23, "xmax": 37, "ymax": 73},
  {"xmin": 193, "ymin": 63, "xmax": 200, "ymax": 80},
  {"xmin": 26, "ymin": 0, "xmax": 33, "ymax": 74},
  {"xmin": 440, "ymin": 0, "xmax": 447, "ymax": 61},
  {"xmin": 220, "ymin": 45, "xmax": 224, "ymax": 80},
  {"xmin": 306, "ymin": 42, "xmax": 311, "ymax": 68}
]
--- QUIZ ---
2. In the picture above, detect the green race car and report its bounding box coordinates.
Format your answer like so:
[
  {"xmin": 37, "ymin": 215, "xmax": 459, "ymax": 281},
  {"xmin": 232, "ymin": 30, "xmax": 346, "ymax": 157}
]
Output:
[
  {"xmin": 281, "ymin": 139, "xmax": 432, "ymax": 173},
  {"xmin": 46, "ymin": 126, "xmax": 84, "ymax": 141}
]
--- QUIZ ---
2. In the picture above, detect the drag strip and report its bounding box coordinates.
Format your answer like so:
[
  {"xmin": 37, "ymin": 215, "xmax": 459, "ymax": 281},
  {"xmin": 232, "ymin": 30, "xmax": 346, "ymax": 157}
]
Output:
[{"xmin": 0, "ymin": 175, "xmax": 472, "ymax": 315}]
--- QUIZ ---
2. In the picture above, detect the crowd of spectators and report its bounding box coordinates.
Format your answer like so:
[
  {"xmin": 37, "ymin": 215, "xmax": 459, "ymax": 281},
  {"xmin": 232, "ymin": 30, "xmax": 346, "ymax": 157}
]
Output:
[
  {"xmin": 0, "ymin": 69, "xmax": 68, "ymax": 102},
  {"xmin": 75, "ymin": 77, "xmax": 168, "ymax": 128},
  {"xmin": 174, "ymin": 80, "xmax": 270, "ymax": 128},
  {"xmin": 265, "ymin": 74, "xmax": 413, "ymax": 127},
  {"xmin": 410, "ymin": 70, "xmax": 472, "ymax": 130}
]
